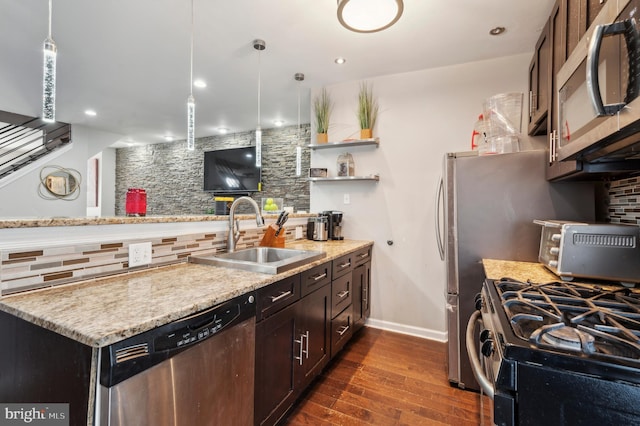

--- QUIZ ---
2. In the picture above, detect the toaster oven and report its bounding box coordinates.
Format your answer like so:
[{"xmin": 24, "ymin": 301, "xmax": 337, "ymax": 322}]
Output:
[{"xmin": 534, "ymin": 220, "xmax": 640, "ymax": 284}]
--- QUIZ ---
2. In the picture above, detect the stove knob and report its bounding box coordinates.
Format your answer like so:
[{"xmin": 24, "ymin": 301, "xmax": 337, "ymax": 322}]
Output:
[
  {"xmin": 549, "ymin": 260, "xmax": 558, "ymax": 267},
  {"xmin": 551, "ymin": 233, "xmax": 562, "ymax": 242},
  {"xmin": 481, "ymin": 339, "xmax": 494, "ymax": 357},
  {"xmin": 479, "ymin": 329, "xmax": 492, "ymax": 343},
  {"xmin": 549, "ymin": 247, "xmax": 560, "ymax": 256},
  {"xmin": 474, "ymin": 293, "xmax": 483, "ymax": 310}
]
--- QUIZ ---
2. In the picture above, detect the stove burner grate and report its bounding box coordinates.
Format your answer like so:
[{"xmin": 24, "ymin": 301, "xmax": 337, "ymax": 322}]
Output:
[{"xmin": 494, "ymin": 278, "xmax": 640, "ymax": 364}]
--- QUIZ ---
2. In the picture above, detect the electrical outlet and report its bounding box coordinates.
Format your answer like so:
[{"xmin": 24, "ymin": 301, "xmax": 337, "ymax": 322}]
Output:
[
  {"xmin": 129, "ymin": 242, "xmax": 152, "ymax": 267},
  {"xmin": 343, "ymin": 193, "xmax": 350, "ymax": 204},
  {"xmin": 295, "ymin": 226, "xmax": 303, "ymax": 240}
]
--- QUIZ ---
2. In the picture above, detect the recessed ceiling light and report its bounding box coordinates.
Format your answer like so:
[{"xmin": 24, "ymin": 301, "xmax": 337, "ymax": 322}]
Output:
[
  {"xmin": 84, "ymin": 109, "xmax": 97, "ymax": 116},
  {"xmin": 274, "ymin": 120, "xmax": 285, "ymax": 127},
  {"xmin": 489, "ymin": 26, "xmax": 506, "ymax": 36},
  {"xmin": 194, "ymin": 79, "xmax": 207, "ymax": 88},
  {"xmin": 218, "ymin": 127, "xmax": 229, "ymax": 134},
  {"xmin": 335, "ymin": 57, "xmax": 346, "ymax": 65},
  {"xmin": 164, "ymin": 135, "xmax": 174, "ymax": 142}
]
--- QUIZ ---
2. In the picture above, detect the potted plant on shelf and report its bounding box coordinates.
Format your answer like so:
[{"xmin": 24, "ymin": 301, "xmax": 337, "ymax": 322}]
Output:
[
  {"xmin": 357, "ymin": 82, "xmax": 378, "ymax": 140},
  {"xmin": 313, "ymin": 87, "xmax": 333, "ymax": 144}
]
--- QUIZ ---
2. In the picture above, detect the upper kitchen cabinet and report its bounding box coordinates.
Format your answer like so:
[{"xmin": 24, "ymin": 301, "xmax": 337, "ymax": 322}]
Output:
[{"xmin": 528, "ymin": 19, "xmax": 551, "ymax": 136}]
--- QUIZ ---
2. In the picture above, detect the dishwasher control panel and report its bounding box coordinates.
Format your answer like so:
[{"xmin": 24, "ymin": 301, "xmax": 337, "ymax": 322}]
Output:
[
  {"xmin": 101, "ymin": 292, "xmax": 256, "ymax": 387},
  {"xmin": 154, "ymin": 304, "xmax": 239, "ymax": 351}
]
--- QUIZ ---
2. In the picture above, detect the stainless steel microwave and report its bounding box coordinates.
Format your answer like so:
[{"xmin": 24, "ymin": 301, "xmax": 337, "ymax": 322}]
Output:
[{"xmin": 556, "ymin": 0, "xmax": 640, "ymax": 163}]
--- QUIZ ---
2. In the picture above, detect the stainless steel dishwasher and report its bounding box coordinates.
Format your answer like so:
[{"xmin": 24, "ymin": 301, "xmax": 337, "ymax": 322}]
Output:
[{"xmin": 98, "ymin": 293, "xmax": 256, "ymax": 426}]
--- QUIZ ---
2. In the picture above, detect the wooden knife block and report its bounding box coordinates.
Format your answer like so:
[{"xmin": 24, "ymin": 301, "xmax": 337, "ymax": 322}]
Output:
[{"xmin": 260, "ymin": 224, "xmax": 285, "ymax": 248}]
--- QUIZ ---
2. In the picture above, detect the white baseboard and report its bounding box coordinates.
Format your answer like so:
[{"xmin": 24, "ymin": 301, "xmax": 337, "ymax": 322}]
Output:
[{"xmin": 365, "ymin": 318, "xmax": 447, "ymax": 343}]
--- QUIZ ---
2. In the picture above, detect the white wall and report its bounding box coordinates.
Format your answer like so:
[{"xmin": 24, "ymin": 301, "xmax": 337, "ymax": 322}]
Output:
[
  {"xmin": 310, "ymin": 53, "xmax": 545, "ymax": 340},
  {"xmin": 0, "ymin": 126, "xmax": 121, "ymax": 217}
]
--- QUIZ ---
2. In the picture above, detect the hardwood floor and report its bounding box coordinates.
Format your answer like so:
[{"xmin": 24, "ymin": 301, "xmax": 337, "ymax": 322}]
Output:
[{"xmin": 284, "ymin": 327, "xmax": 493, "ymax": 425}]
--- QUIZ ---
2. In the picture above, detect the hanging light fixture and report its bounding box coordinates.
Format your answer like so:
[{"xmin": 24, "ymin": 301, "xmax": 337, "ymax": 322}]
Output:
[
  {"xmin": 253, "ymin": 39, "xmax": 266, "ymax": 167},
  {"xmin": 186, "ymin": 0, "xmax": 195, "ymax": 151},
  {"xmin": 337, "ymin": 0, "xmax": 404, "ymax": 33},
  {"xmin": 42, "ymin": 0, "xmax": 57, "ymax": 122},
  {"xmin": 294, "ymin": 73, "xmax": 304, "ymax": 177}
]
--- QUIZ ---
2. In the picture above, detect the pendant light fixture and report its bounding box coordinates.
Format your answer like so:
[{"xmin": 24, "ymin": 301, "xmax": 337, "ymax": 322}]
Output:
[
  {"xmin": 186, "ymin": 0, "xmax": 195, "ymax": 151},
  {"xmin": 42, "ymin": 0, "xmax": 57, "ymax": 122},
  {"xmin": 253, "ymin": 39, "xmax": 266, "ymax": 167},
  {"xmin": 337, "ymin": 0, "xmax": 404, "ymax": 33},
  {"xmin": 294, "ymin": 73, "xmax": 304, "ymax": 177}
]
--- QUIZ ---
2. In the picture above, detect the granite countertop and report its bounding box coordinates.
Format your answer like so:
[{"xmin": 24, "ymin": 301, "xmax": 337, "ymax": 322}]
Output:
[
  {"xmin": 483, "ymin": 259, "xmax": 562, "ymax": 282},
  {"xmin": 0, "ymin": 213, "xmax": 315, "ymax": 229},
  {"xmin": 0, "ymin": 239, "xmax": 372, "ymax": 348}
]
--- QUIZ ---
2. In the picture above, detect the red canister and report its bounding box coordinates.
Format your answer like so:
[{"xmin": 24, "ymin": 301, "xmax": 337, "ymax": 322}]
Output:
[{"xmin": 125, "ymin": 188, "xmax": 147, "ymax": 216}]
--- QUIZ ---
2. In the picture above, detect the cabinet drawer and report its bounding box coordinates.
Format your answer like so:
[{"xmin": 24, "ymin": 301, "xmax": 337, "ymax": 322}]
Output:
[
  {"xmin": 332, "ymin": 252, "xmax": 354, "ymax": 279},
  {"xmin": 300, "ymin": 261, "xmax": 331, "ymax": 297},
  {"xmin": 331, "ymin": 271, "xmax": 353, "ymax": 319},
  {"xmin": 331, "ymin": 304, "xmax": 353, "ymax": 358},
  {"xmin": 353, "ymin": 246, "xmax": 372, "ymax": 266},
  {"xmin": 256, "ymin": 275, "xmax": 301, "ymax": 321}
]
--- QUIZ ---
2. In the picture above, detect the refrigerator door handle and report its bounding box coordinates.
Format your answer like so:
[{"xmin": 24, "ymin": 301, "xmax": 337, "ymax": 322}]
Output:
[{"xmin": 435, "ymin": 176, "xmax": 445, "ymax": 261}]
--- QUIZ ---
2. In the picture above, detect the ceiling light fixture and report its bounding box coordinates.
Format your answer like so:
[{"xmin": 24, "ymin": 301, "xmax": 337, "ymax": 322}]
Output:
[
  {"xmin": 334, "ymin": 57, "xmax": 347, "ymax": 65},
  {"xmin": 337, "ymin": 0, "xmax": 404, "ymax": 33},
  {"xmin": 218, "ymin": 127, "xmax": 229, "ymax": 134},
  {"xmin": 42, "ymin": 0, "xmax": 57, "ymax": 122},
  {"xmin": 193, "ymin": 79, "xmax": 207, "ymax": 88},
  {"xmin": 253, "ymin": 39, "xmax": 266, "ymax": 167},
  {"xmin": 274, "ymin": 120, "xmax": 285, "ymax": 127},
  {"xmin": 294, "ymin": 73, "xmax": 304, "ymax": 177},
  {"xmin": 186, "ymin": 0, "xmax": 195, "ymax": 151},
  {"xmin": 489, "ymin": 26, "xmax": 506, "ymax": 36},
  {"xmin": 84, "ymin": 109, "xmax": 97, "ymax": 117}
]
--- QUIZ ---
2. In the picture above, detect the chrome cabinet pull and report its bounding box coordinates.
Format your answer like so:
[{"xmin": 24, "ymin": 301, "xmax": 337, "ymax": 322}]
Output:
[
  {"xmin": 310, "ymin": 272, "xmax": 327, "ymax": 281},
  {"xmin": 337, "ymin": 325, "xmax": 350, "ymax": 336},
  {"xmin": 270, "ymin": 290, "xmax": 292, "ymax": 303},
  {"xmin": 304, "ymin": 331, "xmax": 309, "ymax": 359},
  {"xmin": 294, "ymin": 334, "xmax": 305, "ymax": 366},
  {"xmin": 337, "ymin": 290, "xmax": 349, "ymax": 299},
  {"xmin": 357, "ymin": 252, "xmax": 369, "ymax": 259},
  {"xmin": 338, "ymin": 261, "xmax": 351, "ymax": 269}
]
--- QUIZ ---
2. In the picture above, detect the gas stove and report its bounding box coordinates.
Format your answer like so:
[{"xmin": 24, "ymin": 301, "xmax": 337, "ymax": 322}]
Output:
[{"xmin": 469, "ymin": 277, "xmax": 640, "ymax": 426}]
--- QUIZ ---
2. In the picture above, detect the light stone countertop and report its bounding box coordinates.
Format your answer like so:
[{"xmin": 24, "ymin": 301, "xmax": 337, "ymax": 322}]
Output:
[
  {"xmin": 0, "ymin": 239, "xmax": 372, "ymax": 348},
  {"xmin": 0, "ymin": 213, "xmax": 314, "ymax": 229},
  {"xmin": 483, "ymin": 259, "xmax": 561, "ymax": 282}
]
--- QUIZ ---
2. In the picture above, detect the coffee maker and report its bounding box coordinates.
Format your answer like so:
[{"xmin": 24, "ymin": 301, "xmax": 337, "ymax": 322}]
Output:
[{"xmin": 322, "ymin": 211, "xmax": 344, "ymax": 240}]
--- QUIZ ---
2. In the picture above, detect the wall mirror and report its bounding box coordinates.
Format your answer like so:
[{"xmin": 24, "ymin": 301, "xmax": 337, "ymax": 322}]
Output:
[{"xmin": 39, "ymin": 166, "xmax": 82, "ymax": 200}]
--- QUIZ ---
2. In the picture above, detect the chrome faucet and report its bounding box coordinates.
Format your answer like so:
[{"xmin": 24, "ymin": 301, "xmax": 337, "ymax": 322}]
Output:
[{"xmin": 228, "ymin": 196, "xmax": 264, "ymax": 252}]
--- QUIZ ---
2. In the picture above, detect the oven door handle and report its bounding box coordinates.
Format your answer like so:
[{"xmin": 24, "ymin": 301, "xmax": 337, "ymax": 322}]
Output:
[
  {"xmin": 587, "ymin": 20, "xmax": 639, "ymax": 116},
  {"xmin": 466, "ymin": 310, "xmax": 495, "ymax": 399}
]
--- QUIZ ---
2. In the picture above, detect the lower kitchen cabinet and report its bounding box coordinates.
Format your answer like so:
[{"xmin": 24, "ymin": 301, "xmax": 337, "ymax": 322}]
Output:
[
  {"xmin": 254, "ymin": 280, "xmax": 331, "ymax": 426},
  {"xmin": 353, "ymin": 259, "xmax": 371, "ymax": 332}
]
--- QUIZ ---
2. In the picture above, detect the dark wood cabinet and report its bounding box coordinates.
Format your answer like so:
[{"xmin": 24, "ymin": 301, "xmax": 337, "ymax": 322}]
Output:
[
  {"xmin": 528, "ymin": 19, "xmax": 551, "ymax": 135},
  {"xmin": 254, "ymin": 275, "xmax": 331, "ymax": 426},
  {"xmin": 353, "ymin": 260, "xmax": 371, "ymax": 332},
  {"xmin": 255, "ymin": 302, "xmax": 299, "ymax": 426}
]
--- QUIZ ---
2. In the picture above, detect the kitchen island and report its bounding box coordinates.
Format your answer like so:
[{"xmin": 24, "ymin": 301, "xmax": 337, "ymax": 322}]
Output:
[{"xmin": 0, "ymin": 238, "xmax": 372, "ymax": 426}]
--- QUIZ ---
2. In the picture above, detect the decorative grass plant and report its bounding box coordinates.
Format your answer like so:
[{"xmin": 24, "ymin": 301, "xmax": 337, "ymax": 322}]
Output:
[
  {"xmin": 313, "ymin": 87, "xmax": 333, "ymax": 135},
  {"xmin": 357, "ymin": 82, "xmax": 379, "ymax": 136}
]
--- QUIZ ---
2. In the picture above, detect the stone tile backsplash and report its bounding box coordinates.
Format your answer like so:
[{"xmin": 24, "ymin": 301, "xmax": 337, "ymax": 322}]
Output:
[
  {"xmin": 606, "ymin": 176, "xmax": 640, "ymax": 225},
  {"xmin": 0, "ymin": 226, "xmax": 298, "ymax": 295}
]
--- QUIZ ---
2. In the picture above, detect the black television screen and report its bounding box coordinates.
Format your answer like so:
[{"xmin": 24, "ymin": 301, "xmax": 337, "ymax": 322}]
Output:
[{"xmin": 203, "ymin": 147, "xmax": 261, "ymax": 193}]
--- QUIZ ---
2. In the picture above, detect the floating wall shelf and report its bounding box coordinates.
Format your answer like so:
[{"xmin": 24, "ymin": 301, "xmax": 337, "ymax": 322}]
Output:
[
  {"xmin": 308, "ymin": 138, "xmax": 379, "ymax": 150},
  {"xmin": 308, "ymin": 174, "xmax": 380, "ymax": 182}
]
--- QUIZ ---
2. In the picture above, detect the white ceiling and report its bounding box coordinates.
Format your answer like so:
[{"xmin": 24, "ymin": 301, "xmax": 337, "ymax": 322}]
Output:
[{"xmin": 0, "ymin": 0, "xmax": 555, "ymax": 146}]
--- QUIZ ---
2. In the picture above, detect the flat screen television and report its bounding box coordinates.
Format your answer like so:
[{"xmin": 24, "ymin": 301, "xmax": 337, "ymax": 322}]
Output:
[{"xmin": 203, "ymin": 147, "xmax": 261, "ymax": 193}]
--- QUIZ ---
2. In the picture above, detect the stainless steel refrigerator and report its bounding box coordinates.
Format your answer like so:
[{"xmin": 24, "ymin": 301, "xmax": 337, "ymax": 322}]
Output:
[{"xmin": 435, "ymin": 150, "xmax": 596, "ymax": 391}]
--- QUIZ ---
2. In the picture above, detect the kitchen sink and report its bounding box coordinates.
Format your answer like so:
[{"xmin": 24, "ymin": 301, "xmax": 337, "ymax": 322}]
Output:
[{"xmin": 189, "ymin": 247, "xmax": 326, "ymax": 274}]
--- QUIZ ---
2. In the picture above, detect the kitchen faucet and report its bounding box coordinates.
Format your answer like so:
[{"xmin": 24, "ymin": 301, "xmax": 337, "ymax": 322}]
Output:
[{"xmin": 228, "ymin": 196, "xmax": 265, "ymax": 252}]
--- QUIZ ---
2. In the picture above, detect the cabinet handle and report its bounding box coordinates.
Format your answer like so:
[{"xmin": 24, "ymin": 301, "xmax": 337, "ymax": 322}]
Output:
[
  {"xmin": 304, "ymin": 331, "xmax": 309, "ymax": 359},
  {"xmin": 294, "ymin": 334, "xmax": 305, "ymax": 366},
  {"xmin": 270, "ymin": 290, "xmax": 292, "ymax": 303},
  {"xmin": 337, "ymin": 290, "xmax": 349, "ymax": 299},
  {"xmin": 337, "ymin": 325, "xmax": 350, "ymax": 336},
  {"xmin": 309, "ymin": 272, "xmax": 327, "ymax": 281},
  {"xmin": 363, "ymin": 284, "xmax": 368, "ymax": 306},
  {"xmin": 338, "ymin": 261, "xmax": 351, "ymax": 269},
  {"xmin": 357, "ymin": 252, "xmax": 369, "ymax": 259}
]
